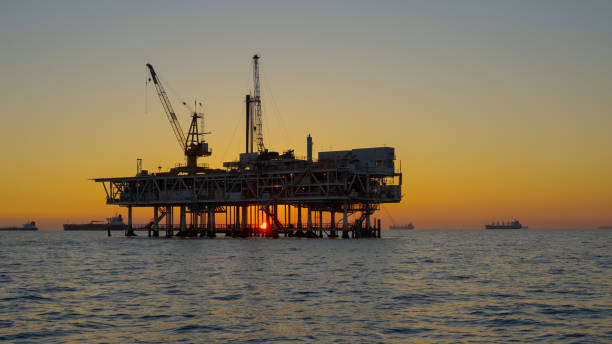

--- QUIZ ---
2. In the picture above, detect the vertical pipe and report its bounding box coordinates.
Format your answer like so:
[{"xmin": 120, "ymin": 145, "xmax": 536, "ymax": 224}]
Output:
[
  {"xmin": 245, "ymin": 94, "xmax": 251, "ymax": 154},
  {"xmin": 331, "ymin": 211, "xmax": 335, "ymax": 228},
  {"xmin": 297, "ymin": 204, "xmax": 302, "ymax": 229},
  {"xmin": 307, "ymin": 134, "xmax": 313, "ymax": 163},
  {"xmin": 307, "ymin": 207, "xmax": 312, "ymax": 230}
]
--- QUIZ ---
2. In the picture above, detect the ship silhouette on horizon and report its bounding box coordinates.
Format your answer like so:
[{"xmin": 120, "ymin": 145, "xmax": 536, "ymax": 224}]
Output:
[{"xmin": 485, "ymin": 220, "xmax": 525, "ymax": 230}]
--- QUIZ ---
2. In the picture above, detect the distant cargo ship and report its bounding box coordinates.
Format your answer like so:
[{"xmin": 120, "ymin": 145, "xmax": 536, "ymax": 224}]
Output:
[
  {"xmin": 389, "ymin": 223, "xmax": 414, "ymax": 230},
  {"xmin": 63, "ymin": 215, "xmax": 127, "ymax": 231},
  {"xmin": 485, "ymin": 220, "xmax": 524, "ymax": 229},
  {"xmin": 599, "ymin": 226, "xmax": 612, "ymax": 229},
  {"xmin": 0, "ymin": 221, "xmax": 38, "ymax": 231}
]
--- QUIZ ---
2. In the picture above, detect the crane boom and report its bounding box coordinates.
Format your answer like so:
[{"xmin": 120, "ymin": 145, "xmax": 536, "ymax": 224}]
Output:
[{"xmin": 146, "ymin": 63, "xmax": 186, "ymax": 150}]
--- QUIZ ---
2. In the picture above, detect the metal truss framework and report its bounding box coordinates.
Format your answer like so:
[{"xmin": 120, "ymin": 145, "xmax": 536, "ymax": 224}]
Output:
[
  {"xmin": 96, "ymin": 166, "xmax": 401, "ymax": 212},
  {"xmin": 95, "ymin": 156, "xmax": 402, "ymax": 238}
]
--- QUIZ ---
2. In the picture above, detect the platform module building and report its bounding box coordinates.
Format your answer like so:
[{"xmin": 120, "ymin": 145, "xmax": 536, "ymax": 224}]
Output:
[{"xmin": 93, "ymin": 56, "xmax": 402, "ymax": 238}]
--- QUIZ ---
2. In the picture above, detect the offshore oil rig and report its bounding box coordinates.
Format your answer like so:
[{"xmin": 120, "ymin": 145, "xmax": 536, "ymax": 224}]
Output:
[{"xmin": 94, "ymin": 55, "xmax": 402, "ymax": 238}]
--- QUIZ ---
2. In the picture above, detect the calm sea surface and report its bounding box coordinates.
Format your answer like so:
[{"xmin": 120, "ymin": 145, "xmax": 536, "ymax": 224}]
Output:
[{"xmin": 0, "ymin": 229, "xmax": 610, "ymax": 343}]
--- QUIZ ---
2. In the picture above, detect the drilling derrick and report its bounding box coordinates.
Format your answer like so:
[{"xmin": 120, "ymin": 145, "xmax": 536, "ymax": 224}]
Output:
[{"xmin": 252, "ymin": 55, "xmax": 264, "ymax": 153}]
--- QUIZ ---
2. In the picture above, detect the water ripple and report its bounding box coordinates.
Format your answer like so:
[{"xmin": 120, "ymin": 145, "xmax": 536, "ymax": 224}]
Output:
[{"xmin": 0, "ymin": 229, "xmax": 609, "ymax": 343}]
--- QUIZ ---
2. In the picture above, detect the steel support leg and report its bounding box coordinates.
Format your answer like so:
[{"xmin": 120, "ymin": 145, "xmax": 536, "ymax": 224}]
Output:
[
  {"xmin": 307, "ymin": 207, "xmax": 312, "ymax": 230},
  {"xmin": 126, "ymin": 205, "xmax": 135, "ymax": 236},
  {"xmin": 242, "ymin": 205, "xmax": 247, "ymax": 230},
  {"xmin": 166, "ymin": 207, "xmax": 173, "ymax": 237},
  {"xmin": 153, "ymin": 206, "xmax": 159, "ymax": 237},
  {"xmin": 342, "ymin": 202, "xmax": 349, "ymax": 239},
  {"xmin": 180, "ymin": 205, "xmax": 186, "ymax": 233}
]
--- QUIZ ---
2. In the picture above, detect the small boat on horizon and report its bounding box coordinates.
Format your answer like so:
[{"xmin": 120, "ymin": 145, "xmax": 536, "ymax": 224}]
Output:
[
  {"xmin": 485, "ymin": 220, "xmax": 524, "ymax": 230},
  {"xmin": 389, "ymin": 223, "xmax": 414, "ymax": 230},
  {"xmin": 64, "ymin": 214, "xmax": 127, "ymax": 231},
  {"xmin": 0, "ymin": 221, "xmax": 38, "ymax": 231}
]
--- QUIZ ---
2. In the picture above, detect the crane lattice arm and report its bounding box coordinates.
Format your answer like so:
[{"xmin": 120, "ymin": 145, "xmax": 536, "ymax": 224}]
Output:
[{"xmin": 146, "ymin": 63, "xmax": 187, "ymax": 151}]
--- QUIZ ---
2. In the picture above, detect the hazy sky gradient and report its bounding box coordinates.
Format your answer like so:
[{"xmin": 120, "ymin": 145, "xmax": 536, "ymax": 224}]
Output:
[{"xmin": 1, "ymin": 1, "xmax": 611, "ymax": 229}]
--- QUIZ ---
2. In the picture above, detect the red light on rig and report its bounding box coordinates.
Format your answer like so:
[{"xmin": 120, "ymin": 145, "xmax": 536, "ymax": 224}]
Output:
[{"xmin": 260, "ymin": 222, "xmax": 267, "ymax": 231}]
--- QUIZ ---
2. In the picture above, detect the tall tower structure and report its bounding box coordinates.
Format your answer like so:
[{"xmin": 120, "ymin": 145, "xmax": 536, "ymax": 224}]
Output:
[{"xmin": 252, "ymin": 55, "xmax": 265, "ymax": 153}]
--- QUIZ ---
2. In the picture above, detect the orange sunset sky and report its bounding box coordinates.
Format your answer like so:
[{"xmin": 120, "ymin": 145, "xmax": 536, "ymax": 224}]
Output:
[{"xmin": 1, "ymin": 1, "xmax": 611, "ymax": 229}]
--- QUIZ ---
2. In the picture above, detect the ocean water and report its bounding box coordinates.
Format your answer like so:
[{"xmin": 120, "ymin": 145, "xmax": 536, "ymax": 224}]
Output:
[{"xmin": 0, "ymin": 229, "xmax": 610, "ymax": 343}]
